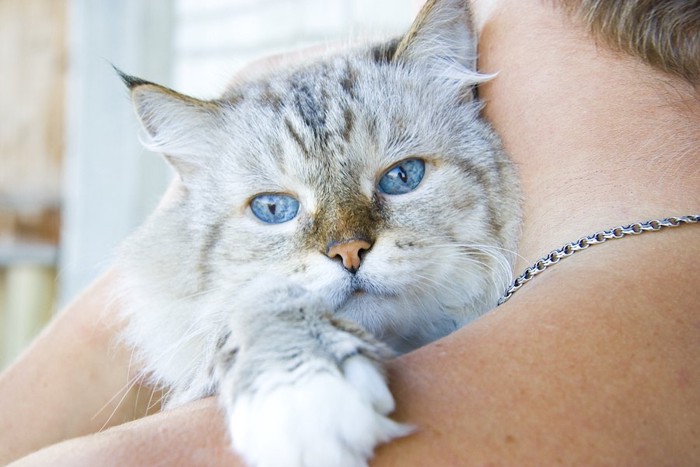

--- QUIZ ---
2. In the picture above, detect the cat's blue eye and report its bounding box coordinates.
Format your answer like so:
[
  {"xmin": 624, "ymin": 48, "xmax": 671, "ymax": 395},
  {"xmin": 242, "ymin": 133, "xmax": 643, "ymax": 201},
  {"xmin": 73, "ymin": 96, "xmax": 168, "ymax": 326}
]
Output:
[
  {"xmin": 378, "ymin": 158, "xmax": 425, "ymax": 195},
  {"xmin": 250, "ymin": 194, "xmax": 300, "ymax": 224}
]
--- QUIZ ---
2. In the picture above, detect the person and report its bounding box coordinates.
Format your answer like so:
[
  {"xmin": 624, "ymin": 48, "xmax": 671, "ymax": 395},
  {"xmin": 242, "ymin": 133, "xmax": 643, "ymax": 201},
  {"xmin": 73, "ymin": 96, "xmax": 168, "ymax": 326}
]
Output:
[{"xmin": 2, "ymin": 0, "xmax": 698, "ymax": 464}]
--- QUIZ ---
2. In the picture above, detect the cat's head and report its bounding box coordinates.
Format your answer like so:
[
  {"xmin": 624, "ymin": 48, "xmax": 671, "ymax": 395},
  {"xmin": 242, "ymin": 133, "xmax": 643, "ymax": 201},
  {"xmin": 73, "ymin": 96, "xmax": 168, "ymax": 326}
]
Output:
[{"xmin": 120, "ymin": 0, "xmax": 520, "ymax": 352}]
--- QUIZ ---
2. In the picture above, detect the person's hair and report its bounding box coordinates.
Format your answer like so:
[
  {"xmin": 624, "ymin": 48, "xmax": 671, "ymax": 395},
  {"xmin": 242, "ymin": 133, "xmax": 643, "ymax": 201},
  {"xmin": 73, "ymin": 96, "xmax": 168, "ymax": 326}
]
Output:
[{"xmin": 556, "ymin": 0, "xmax": 700, "ymax": 85}]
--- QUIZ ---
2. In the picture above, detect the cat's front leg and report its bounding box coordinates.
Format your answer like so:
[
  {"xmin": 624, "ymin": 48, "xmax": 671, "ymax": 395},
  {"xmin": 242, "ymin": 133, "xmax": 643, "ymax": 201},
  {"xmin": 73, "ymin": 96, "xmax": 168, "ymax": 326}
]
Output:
[{"xmin": 214, "ymin": 281, "xmax": 412, "ymax": 467}]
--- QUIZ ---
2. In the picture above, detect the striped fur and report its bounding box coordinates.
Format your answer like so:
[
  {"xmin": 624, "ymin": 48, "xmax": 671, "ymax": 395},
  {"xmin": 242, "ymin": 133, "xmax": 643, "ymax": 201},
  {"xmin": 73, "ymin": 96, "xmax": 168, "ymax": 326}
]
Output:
[{"xmin": 117, "ymin": 0, "xmax": 521, "ymax": 465}]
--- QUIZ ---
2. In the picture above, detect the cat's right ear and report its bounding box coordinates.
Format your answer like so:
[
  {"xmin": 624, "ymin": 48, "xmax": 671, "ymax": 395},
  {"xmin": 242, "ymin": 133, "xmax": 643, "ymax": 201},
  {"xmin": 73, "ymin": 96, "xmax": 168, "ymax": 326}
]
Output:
[
  {"xmin": 390, "ymin": 0, "xmax": 489, "ymax": 89},
  {"xmin": 116, "ymin": 67, "xmax": 219, "ymax": 178}
]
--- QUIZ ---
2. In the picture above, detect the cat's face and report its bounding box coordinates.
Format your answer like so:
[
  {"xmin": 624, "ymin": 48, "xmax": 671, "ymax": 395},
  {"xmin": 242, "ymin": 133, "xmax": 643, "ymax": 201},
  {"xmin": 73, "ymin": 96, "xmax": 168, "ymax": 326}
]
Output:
[{"xmin": 121, "ymin": 0, "xmax": 521, "ymax": 352}]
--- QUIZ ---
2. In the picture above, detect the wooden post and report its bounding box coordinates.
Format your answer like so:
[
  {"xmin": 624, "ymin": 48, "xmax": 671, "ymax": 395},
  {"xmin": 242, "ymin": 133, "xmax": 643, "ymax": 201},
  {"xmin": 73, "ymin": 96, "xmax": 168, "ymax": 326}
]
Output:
[
  {"xmin": 2, "ymin": 264, "xmax": 56, "ymax": 369},
  {"xmin": 0, "ymin": 0, "xmax": 66, "ymax": 368}
]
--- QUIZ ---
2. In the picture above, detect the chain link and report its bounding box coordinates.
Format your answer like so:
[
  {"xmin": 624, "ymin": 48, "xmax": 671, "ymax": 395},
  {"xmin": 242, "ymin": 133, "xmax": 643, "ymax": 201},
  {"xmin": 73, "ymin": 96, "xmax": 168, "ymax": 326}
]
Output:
[{"xmin": 498, "ymin": 215, "xmax": 700, "ymax": 305}]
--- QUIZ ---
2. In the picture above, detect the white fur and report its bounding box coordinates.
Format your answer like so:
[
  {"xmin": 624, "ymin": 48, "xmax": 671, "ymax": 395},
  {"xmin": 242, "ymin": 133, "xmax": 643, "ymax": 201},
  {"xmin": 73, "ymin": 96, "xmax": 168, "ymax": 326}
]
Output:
[{"xmin": 225, "ymin": 359, "xmax": 411, "ymax": 467}]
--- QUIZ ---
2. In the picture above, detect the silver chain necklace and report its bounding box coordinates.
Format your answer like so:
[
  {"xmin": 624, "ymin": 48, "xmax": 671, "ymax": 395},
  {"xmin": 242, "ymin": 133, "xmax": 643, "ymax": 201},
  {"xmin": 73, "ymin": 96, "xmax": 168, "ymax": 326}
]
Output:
[{"xmin": 498, "ymin": 215, "xmax": 700, "ymax": 305}]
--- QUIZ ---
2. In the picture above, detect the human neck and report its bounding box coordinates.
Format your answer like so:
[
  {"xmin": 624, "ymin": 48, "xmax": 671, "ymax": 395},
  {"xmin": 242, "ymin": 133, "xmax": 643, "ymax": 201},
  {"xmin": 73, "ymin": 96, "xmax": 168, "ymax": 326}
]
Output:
[{"xmin": 474, "ymin": 0, "xmax": 700, "ymax": 271}]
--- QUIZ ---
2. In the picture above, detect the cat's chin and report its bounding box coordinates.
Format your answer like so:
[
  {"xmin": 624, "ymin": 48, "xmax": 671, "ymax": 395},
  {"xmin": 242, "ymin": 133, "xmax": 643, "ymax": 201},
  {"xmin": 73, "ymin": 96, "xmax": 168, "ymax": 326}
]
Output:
[
  {"xmin": 331, "ymin": 277, "xmax": 402, "ymax": 314},
  {"xmin": 349, "ymin": 289, "xmax": 367, "ymax": 298},
  {"xmin": 335, "ymin": 288, "xmax": 388, "ymax": 316},
  {"xmin": 331, "ymin": 282, "xmax": 462, "ymax": 354},
  {"xmin": 335, "ymin": 290, "xmax": 376, "ymax": 315},
  {"xmin": 332, "ymin": 291, "xmax": 416, "ymax": 353}
]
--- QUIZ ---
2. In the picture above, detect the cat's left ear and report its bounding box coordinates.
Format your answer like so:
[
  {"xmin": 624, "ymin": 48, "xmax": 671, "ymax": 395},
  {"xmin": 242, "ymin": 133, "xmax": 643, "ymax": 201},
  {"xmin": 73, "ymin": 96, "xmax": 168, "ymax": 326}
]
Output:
[
  {"xmin": 392, "ymin": 0, "xmax": 487, "ymax": 84},
  {"xmin": 116, "ymin": 68, "xmax": 220, "ymax": 178}
]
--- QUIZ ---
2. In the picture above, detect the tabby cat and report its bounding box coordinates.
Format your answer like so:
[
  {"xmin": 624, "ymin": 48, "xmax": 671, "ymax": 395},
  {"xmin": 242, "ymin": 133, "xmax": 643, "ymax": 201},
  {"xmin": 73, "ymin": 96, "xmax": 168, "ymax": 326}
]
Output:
[{"xmin": 117, "ymin": 0, "xmax": 521, "ymax": 465}]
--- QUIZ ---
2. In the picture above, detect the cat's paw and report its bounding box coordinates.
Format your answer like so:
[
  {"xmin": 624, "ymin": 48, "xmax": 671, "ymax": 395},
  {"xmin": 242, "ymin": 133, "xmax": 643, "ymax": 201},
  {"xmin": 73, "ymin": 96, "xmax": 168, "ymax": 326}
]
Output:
[{"xmin": 225, "ymin": 356, "xmax": 412, "ymax": 467}]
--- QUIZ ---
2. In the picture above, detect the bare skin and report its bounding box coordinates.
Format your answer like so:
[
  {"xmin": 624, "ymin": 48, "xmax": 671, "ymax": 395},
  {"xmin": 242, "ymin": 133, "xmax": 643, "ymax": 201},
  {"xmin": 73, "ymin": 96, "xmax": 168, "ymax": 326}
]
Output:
[{"xmin": 2, "ymin": 0, "xmax": 699, "ymax": 465}]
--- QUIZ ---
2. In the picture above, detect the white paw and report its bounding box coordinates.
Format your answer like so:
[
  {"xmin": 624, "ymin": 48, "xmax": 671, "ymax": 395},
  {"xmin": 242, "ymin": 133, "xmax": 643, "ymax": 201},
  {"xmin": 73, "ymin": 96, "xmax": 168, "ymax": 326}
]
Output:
[{"xmin": 227, "ymin": 357, "xmax": 412, "ymax": 467}]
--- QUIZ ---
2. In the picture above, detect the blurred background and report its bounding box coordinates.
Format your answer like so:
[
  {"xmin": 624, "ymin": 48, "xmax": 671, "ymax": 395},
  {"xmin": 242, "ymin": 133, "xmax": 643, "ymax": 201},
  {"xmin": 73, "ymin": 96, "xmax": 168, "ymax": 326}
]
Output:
[{"xmin": 0, "ymin": 0, "xmax": 422, "ymax": 369}]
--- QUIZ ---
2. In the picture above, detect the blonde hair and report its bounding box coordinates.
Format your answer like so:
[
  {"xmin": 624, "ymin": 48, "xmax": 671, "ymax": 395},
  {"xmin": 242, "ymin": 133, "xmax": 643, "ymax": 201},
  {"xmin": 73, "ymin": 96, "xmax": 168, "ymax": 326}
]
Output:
[{"xmin": 557, "ymin": 0, "xmax": 700, "ymax": 85}]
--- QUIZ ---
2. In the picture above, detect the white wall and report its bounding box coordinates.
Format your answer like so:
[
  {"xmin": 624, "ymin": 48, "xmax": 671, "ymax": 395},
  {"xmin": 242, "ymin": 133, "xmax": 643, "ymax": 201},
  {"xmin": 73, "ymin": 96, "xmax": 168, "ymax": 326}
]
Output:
[
  {"xmin": 60, "ymin": 0, "xmax": 422, "ymax": 305},
  {"xmin": 60, "ymin": 0, "xmax": 175, "ymax": 304}
]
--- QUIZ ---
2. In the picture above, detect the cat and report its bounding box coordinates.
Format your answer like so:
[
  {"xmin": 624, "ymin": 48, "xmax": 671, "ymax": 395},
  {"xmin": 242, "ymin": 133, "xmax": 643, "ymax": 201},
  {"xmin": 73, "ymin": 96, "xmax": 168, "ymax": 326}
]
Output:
[{"xmin": 116, "ymin": 0, "xmax": 521, "ymax": 465}]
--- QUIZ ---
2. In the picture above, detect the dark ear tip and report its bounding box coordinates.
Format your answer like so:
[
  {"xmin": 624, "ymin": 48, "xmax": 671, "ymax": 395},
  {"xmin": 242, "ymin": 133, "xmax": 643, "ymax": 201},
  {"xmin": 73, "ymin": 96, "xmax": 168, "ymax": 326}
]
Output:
[{"xmin": 112, "ymin": 64, "xmax": 153, "ymax": 89}]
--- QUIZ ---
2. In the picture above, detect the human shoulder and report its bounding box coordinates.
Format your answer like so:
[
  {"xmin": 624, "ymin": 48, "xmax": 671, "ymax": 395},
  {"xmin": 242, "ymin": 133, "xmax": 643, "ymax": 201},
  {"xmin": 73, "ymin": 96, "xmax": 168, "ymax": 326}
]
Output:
[{"xmin": 378, "ymin": 224, "xmax": 700, "ymax": 465}]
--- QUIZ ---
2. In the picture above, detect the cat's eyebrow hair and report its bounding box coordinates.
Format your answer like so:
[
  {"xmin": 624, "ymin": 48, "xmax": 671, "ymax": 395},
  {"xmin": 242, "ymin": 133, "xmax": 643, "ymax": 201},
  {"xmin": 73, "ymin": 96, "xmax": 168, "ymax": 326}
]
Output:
[
  {"xmin": 339, "ymin": 62, "xmax": 358, "ymax": 99},
  {"xmin": 284, "ymin": 117, "xmax": 312, "ymax": 158},
  {"xmin": 291, "ymin": 81, "xmax": 328, "ymax": 137},
  {"xmin": 341, "ymin": 108, "xmax": 354, "ymax": 143}
]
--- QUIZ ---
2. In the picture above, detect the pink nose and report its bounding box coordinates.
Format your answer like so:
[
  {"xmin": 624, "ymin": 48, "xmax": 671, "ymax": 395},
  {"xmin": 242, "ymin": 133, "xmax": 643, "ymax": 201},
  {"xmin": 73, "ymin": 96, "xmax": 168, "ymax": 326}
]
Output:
[{"xmin": 326, "ymin": 240, "xmax": 372, "ymax": 273}]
